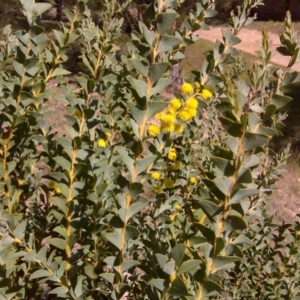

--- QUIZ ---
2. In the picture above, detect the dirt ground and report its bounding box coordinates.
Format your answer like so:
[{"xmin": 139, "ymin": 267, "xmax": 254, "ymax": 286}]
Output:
[{"xmin": 196, "ymin": 26, "xmax": 300, "ymax": 71}]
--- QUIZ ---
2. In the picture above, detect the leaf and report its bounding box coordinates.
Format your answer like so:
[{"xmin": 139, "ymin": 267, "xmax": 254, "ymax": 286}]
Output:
[
  {"xmin": 128, "ymin": 102, "xmax": 146, "ymax": 125},
  {"xmin": 150, "ymin": 279, "xmax": 166, "ymax": 292},
  {"xmin": 118, "ymin": 148, "xmax": 134, "ymax": 178},
  {"xmin": 13, "ymin": 62, "xmax": 25, "ymax": 77},
  {"xmin": 147, "ymin": 101, "xmax": 169, "ymax": 118},
  {"xmin": 53, "ymin": 29, "xmax": 65, "ymax": 47},
  {"xmin": 29, "ymin": 270, "xmax": 51, "ymax": 280},
  {"xmin": 129, "ymin": 182, "xmax": 143, "ymax": 198},
  {"xmin": 125, "ymin": 225, "xmax": 140, "ymax": 240},
  {"xmin": 106, "ymin": 233, "xmax": 122, "ymax": 250},
  {"xmin": 178, "ymin": 260, "xmax": 203, "ymax": 275},
  {"xmin": 230, "ymin": 189, "xmax": 258, "ymax": 204},
  {"xmin": 100, "ymin": 273, "xmax": 115, "ymax": 284},
  {"xmin": 128, "ymin": 201, "xmax": 147, "ymax": 219},
  {"xmin": 130, "ymin": 78, "xmax": 147, "ymax": 98},
  {"xmin": 168, "ymin": 276, "xmax": 189, "ymax": 296},
  {"xmin": 157, "ymin": 35, "xmax": 182, "ymax": 53},
  {"xmin": 149, "ymin": 63, "xmax": 169, "ymax": 83},
  {"xmin": 222, "ymin": 29, "xmax": 241, "ymax": 46},
  {"xmin": 242, "ymin": 132, "xmax": 269, "ymax": 151},
  {"xmin": 50, "ymin": 196, "xmax": 68, "ymax": 215},
  {"xmin": 213, "ymin": 177, "xmax": 233, "ymax": 196},
  {"xmin": 139, "ymin": 21, "xmax": 156, "ymax": 45},
  {"xmin": 171, "ymin": 244, "xmax": 186, "ymax": 267},
  {"xmin": 35, "ymin": 2, "xmax": 52, "ymax": 16},
  {"xmin": 7, "ymin": 161, "xmax": 17, "ymax": 175},
  {"xmin": 224, "ymin": 215, "xmax": 247, "ymax": 230},
  {"xmin": 13, "ymin": 220, "xmax": 27, "ymax": 240},
  {"xmin": 236, "ymin": 167, "xmax": 252, "ymax": 184},
  {"xmin": 155, "ymin": 254, "xmax": 168, "ymax": 269},
  {"xmin": 202, "ymin": 280, "xmax": 222, "ymax": 294},
  {"xmin": 121, "ymin": 260, "xmax": 139, "ymax": 272},
  {"xmin": 225, "ymin": 137, "xmax": 239, "ymax": 154},
  {"xmin": 150, "ymin": 78, "xmax": 172, "ymax": 96},
  {"xmin": 211, "ymin": 156, "xmax": 234, "ymax": 176},
  {"xmin": 74, "ymin": 276, "xmax": 84, "ymax": 298},
  {"xmin": 48, "ymin": 238, "xmax": 67, "ymax": 250},
  {"xmin": 49, "ymin": 287, "xmax": 69, "ymax": 294},
  {"xmin": 129, "ymin": 59, "xmax": 149, "ymax": 77},
  {"xmin": 157, "ymin": 12, "xmax": 177, "ymax": 34},
  {"xmin": 50, "ymin": 68, "xmax": 71, "ymax": 78},
  {"xmin": 225, "ymin": 244, "xmax": 243, "ymax": 256},
  {"xmin": 232, "ymin": 234, "xmax": 253, "ymax": 247},
  {"xmin": 163, "ymin": 260, "xmax": 176, "ymax": 275},
  {"xmin": 271, "ymin": 93, "xmax": 292, "ymax": 109},
  {"xmin": 212, "ymin": 255, "xmax": 240, "ymax": 272},
  {"xmin": 199, "ymin": 200, "xmax": 221, "ymax": 218},
  {"xmin": 53, "ymin": 156, "xmax": 71, "ymax": 172},
  {"xmin": 219, "ymin": 116, "xmax": 241, "ymax": 137},
  {"xmin": 136, "ymin": 155, "xmax": 156, "ymax": 175},
  {"xmin": 194, "ymin": 224, "xmax": 215, "ymax": 243}
]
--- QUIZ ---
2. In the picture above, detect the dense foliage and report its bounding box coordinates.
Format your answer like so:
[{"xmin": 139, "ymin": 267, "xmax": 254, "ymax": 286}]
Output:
[{"xmin": 1, "ymin": 0, "xmax": 300, "ymax": 299}]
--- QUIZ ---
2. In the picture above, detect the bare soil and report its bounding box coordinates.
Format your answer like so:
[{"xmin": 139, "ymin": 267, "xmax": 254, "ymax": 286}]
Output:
[{"xmin": 196, "ymin": 26, "xmax": 300, "ymax": 71}]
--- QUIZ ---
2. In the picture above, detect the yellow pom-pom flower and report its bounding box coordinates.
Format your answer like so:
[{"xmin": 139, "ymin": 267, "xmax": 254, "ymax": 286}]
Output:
[
  {"xmin": 172, "ymin": 161, "xmax": 180, "ymax": 170},
  {"xmin": 175, "ymin": 204, "xmax": 181, "ymax": 210},
  {"xmin": 189, "ymin": 177, "xmax": 196, "ymax": 184},
  {"xmin": 151, "ymin": 171, "xmax": 161, "ymax": 180},
  {"xmin": 187, "ymin": 108, "xmax": 197, "ymax": 117},
  {"xmin": 55, "ymin": 187, "xmax": 62, "ymax": 195},
  {"xmin": 169, "ymin": 273, "xmax": 176, "ymax": 282},
  {"xmin": 174, "ymin": 124, "xmax": 184, "ymax": 133},
  {"xmin": 97, "ymin": 139, "xmax": 106, "ymax": 148},
  {"xmin": 167, "ymin": 107, "xmax": 176, "ymax": 115},
  {"xmin": 178, "ymin": 109, "xmax": 192, "ymax": 122},
  {"xmin": 155, "ymin": 112, "xmax": 165, "ymax": 120},
  {"xmin": 162, "ymin": 123, "xmax": 175, "ymax": 133},
  {"xmin": 170, "ymin": 98, "xmax": 182, "ymax": 111},
  {"xmin": 169, "ymin": 214, "xmax": 176, "ymax": 221},
  {"xmin": 164, "ymin": 177, "xmax": 174, "ymax": 188},
  {"xmin": 181, "ymin": 82, "xmax": 193, "ymax": 94},
  {"xmin": 200, "ymin": 89, "xmax": 213, "ymax": 100},
  {"xmin": 148, "ymin": 124, "xmax": 161, "ymax": 137},
  {"xmin": 154, "ymin": 186, "xmax": 162, "ymax": 194},
  {"xmin": 163, "ymin": 114, "xmax": 176, "ymax": 125},
  {"xmin": 168, "ymin": 148, "xmax": 177, "ymax": 160},
  {"xmin": 185, "ymin": 97, "xmax": 198, "ymax": 109}
]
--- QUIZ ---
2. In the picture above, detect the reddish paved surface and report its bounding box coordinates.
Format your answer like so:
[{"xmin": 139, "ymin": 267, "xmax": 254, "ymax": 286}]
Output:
[{"xmin": 196, "ymin": 26, "xmax": 300, "ymax": 71}]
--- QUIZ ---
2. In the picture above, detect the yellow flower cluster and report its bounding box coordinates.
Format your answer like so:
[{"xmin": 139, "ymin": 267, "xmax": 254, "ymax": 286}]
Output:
[
  {"xmin": 171, "ymin": 161, "xmax": 180, "ymax": 170},
  {"xmin": 168, "ymin": 148, "xmax": 177, "ymax": 161},
  {"xmin": 200, "ymin": 89, "xmax": 213, "ymax": 100},
  {"xmin": 97, "ymin": 139, "xmax": 106, "ymax": 148},
  {"xmin": 154, "ymin": 186, "xmax": 162, "ymax": 194},
  {"xmin": 164, "ymin": 177, "xmax": 174, "ymax": 189},
  {"xmin": 146, "ymin": 83, "xmax": 208, "ymax": 137},
  {"xmin": 181, "ymin": 82, "xmax": 193, "ymax": 94},
  {"xmin": 55, "ymin": 187, "xmax": 62, "ymax": 195},
  {"xmin": 177, "ymin": 97, "xmax": 198, "ymax": 121},
  {"xmin": 189, "ymin": 177, "xmax": 196, "ymax": 184},
  {"xmin": 151, "ymin": 171, "xmax": 161, "ymax": 180},
  {"xmin": 147, "ymin": 93, "xmax": 199, "ymax": 137},
  {"xmin": 148, "ymin": 124, "xmax": 161, "ymax": 137}
]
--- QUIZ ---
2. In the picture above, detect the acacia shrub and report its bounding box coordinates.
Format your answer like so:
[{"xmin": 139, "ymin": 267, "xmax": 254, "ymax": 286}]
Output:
[{"xmin": 0, "ymin": 0, "xmax": 300, "ymax": 299}]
